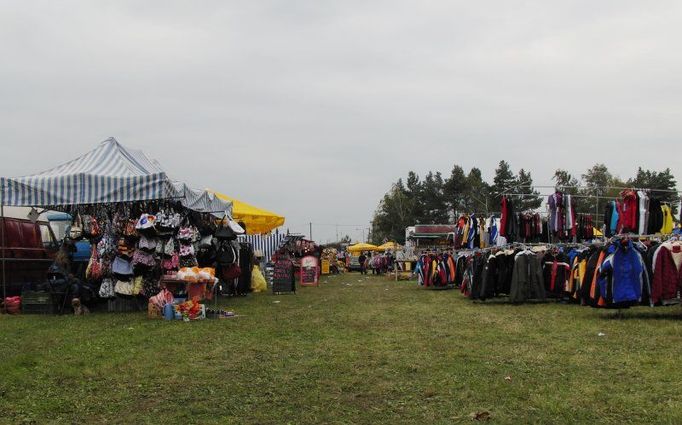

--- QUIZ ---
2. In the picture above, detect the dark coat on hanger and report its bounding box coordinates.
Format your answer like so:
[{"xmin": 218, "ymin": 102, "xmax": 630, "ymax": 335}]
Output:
[{"xmin": 509, "ymin": 252, "xmax": 545, "ymax": 303}]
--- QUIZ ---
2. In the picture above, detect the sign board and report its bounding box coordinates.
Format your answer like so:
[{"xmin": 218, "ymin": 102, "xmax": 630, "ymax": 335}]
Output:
[
  {"xmin": 272, "ymin": 259, "xmax": 295, "ymax": 294},
  {"xmin": 321, "ymin": 259, "xmax": 330, "ymax": 275},
  {"xmin": 300, "ymin": 255, "xmax": 320, "ymax": 287}
]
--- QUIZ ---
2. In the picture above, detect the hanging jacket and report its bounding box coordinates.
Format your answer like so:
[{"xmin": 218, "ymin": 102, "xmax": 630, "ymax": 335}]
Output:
[
  {"xmin": 637, "ymin": 191, "xmax": 649, "ymax": 235},
  {"xmin": 500, "ymin": 197, "xmax": 508, "ymax": 237},
  {"xmin": 647, "ymin": 199, "xmax": 663, "ymax": 234},
  {"xmin": 619, "ymin": 190, "xmax": 638, "ymax": 233},
  {"xmin": 651, "ymin": 243, "xmax": 682, "ymax": 304},
  {"xmin": 488, "ymin": 216, "xmax": 499, "ymax": 246},
  {"xmin": 479, "ymin": 254, "xmax": 498, "ymax": 300},
  {"xmin": 582, "ymin": 248, "xmax": 607, "ymax": 306},
  {"xmin": 599, "ymin": 240, "xmax": 648, "ymax": 304},
  {"xmin": 542, "ymin": 251, "xmax": 571, "ymax": 297},
  {"xmin": 661, "ymin": 204, "xmax": 674, "ymax": 234},
  {"xmin": 509, "ymin": 251, "xmax": 545, "ymax": 303}
]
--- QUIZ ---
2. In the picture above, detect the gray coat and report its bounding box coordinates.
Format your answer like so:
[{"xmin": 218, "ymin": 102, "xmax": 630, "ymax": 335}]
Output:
[{"xmin": 509, "ymin": 252, "xmax": 546, "ymax": 303}]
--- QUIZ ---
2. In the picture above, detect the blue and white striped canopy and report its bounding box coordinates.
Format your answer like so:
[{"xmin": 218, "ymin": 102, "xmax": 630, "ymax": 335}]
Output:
[
  {"xmin": 1, "ymin": 137, "xmax": 175, "ymax": 207},
  {"xmin": 237, "ymin": 233, "xmax": 288, "ymax": 263},
  {"xmin": 171, "ymin": 182, "xmax": 232, "ymax": 217}
]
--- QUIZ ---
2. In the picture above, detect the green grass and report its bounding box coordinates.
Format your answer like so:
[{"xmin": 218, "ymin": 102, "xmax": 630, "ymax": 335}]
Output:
[{"xmin": 1, "ymin": 274, "xmax": 682, "ymax": 424}]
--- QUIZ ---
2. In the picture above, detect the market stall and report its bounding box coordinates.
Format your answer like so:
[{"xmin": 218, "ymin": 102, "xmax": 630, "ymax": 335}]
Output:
[{"xmin": 1, "ymin": 138, "xmax": 242, "ymax": 318}]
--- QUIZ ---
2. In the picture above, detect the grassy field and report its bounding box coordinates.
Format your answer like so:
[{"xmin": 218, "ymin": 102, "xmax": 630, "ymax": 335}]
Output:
[{"xmin": 1, "ymin": 273, "xmax": 682, "ymax": 424}]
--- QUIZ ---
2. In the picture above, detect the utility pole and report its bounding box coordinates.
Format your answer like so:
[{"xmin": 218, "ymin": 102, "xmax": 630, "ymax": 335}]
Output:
[{"xmin": 309, "ymin": 222, "xmax": 313, "ymax": 241}]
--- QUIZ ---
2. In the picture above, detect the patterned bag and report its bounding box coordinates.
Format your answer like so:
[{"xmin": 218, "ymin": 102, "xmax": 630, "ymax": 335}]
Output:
[
  {"xmin": 114, "ymin": 280, "xmax": 134, "ymax": 296},
  {"xmin": 99, "ymin": 278, "xmax": 116, "ymax": 298}
]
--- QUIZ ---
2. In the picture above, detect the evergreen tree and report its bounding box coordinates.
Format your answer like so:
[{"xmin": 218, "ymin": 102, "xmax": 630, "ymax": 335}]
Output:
[
  {"xmin": 516, "ymin": 168, "xmax": 542, "ymax": 210},
  {"xmin": 580, "ymin": 163, "xmax": 613, "ymax": 214},
  {"xmin": 421, "ymin": 171, "xmax": 449, "ymax": 223},
  {"xmin": 552, "ymin": 169, "xmax": 580, "ymax": 194},
  {"xmin": 462, "ymin": 167, "xmax": 490, "ymax": 214},
  {"xmin": 444, "ymin": 164, "xmax": 467, "ymax": 218},
  {"xmin": 490, "ymin": 160, "xmax": 517, "ymax": 206},
  {"xmin": 371, "ymin": 179, "xmax": 414, "ymax": 244}
]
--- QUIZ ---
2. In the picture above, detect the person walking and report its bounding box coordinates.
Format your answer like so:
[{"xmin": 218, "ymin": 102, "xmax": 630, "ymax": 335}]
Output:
[{"xmin": 358, "ymin": 252, "xmax": 367, "ymax": 274}]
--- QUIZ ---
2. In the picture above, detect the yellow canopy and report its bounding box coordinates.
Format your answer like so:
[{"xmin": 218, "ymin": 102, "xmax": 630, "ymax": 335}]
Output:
[
  {"xmin": 209, "ymin": 190, "xmax": 285, "ymax": 235},
  {"xmin": 347, "ymin": 243, "xmax": 379, "ymax": 253},
  {"xmin": 377, "ymin": 241, "xmax": 401, "ymax": 251}
]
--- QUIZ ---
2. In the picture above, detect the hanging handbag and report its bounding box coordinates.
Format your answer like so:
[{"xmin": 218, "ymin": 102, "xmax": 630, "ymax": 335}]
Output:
[
  {"xmin": 132, "ymin": 250, "xmax": 156, "ymax": 268},
  {"xmin": 214, "ymin": 216, "xmax": 237, "ymax": 240},
  {"xmin": 220, "ymin": 264, "xmax": 242, "ymax": 280},
  {"xmin": 112, "ymin": 256, "xmax": 134, "ymax": 276},
  {"xmin": 69, "ymin": 213, "xmax": 84, "ymax": 240},
  {"xmin": 89, "ymin": 216, "xmax": 102, "ymax": 239},
  {"xmin": 114, "ymin": 279, "xmax": 134, "ymax": 296},
  {"xmin": 216, "ymin": 242, "xmax": 236, "ymax": 266},
  {"xmin": 86, "ymin": 247, "xmax": 103, "ymax": 281},
  {"xmin": 99, "ymin": 278, "xmax": 116, "ymax": 298},
  {"xmin": 123, "ymin": 219, "xmax": 137, "ymax": 237},
  {"xmin": 82, "ymin": 214, "xmax": 93, "ymax": 238},
  {"xmin": 131, "ymin": 276, "xmax": 144, "ymax": 296}
]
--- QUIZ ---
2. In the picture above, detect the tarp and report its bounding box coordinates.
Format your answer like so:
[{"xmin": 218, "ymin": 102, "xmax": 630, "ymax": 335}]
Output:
[
  {"xmin": 347, "ymin": 243, "xmax": 379, "ymax": 253},
  {"xmin": 209, "ymin": 190, "xmax": 284, "ymax": 235},
  {"xmin": 1, "ymin": 138, "xmax": 175, "ymax": 207}
]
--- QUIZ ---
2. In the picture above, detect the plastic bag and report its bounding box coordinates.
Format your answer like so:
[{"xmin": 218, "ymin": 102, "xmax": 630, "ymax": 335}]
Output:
[{"xmin": 251, "ymin": 265, "xmax": 267, "ymax": 293}]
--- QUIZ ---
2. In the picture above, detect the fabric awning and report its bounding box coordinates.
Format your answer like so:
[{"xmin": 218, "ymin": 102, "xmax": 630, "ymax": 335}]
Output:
[
  {"xmin": 1, "ymin": 137, "xmax": 174, "ymax": 207},
  {"xmin": 172, "ymin": 182, "xmax": 232, "ymax": 217},
  {"xmin": 347, "ymin": 243, "xmax": 379, "ymax": 253},
  {"xmin": 209, "ymin": 190, "xmax": 284, "ymax": 235}
]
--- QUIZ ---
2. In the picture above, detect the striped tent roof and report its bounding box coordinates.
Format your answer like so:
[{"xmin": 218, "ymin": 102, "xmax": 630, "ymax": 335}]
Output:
[
  {"xmin": 171, "ymin": 182, "xmax": 232, "ymax": 217},
  {"xmin": 1, "ymin": 137, "xmax": 176, "ymax": 207}
]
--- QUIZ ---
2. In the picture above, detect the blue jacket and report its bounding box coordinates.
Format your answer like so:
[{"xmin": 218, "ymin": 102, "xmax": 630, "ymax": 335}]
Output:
[{"xmin": 599, "ymin": 240, "xmax": 646, "ymax": 303}]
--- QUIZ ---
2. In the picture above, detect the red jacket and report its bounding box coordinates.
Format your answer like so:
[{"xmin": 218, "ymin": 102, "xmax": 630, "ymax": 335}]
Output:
[
  {"xmin": 652, "ymin": 245, "xmax": 682, "ymax": 303},
  {"xmin": 619, "ymin": 190, "xmax": 638, "ymax": 233},
  {"xmin": 500, "ymin": 197, "xmax": 508, "ymax": 237}
]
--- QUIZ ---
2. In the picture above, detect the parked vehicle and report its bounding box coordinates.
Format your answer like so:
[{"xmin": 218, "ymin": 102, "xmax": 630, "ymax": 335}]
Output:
[
  {"xmin": 348, "ymin": 255, "xmax": 362, "ymax": 272},
  {"xmin": 0, "ymin": 217, "xmax": 59, "ymax": 296}
]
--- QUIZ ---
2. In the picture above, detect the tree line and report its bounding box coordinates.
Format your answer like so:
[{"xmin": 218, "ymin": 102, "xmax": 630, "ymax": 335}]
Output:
[{"xmin": 370, "ymin": 161, "xmax": 678, "ymax": 244}]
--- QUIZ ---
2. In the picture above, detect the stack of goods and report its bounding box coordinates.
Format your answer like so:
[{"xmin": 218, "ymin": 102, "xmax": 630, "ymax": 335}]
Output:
[{"xmin": 321, "ymin": 248, "xmax": 343, "ymax": 273}]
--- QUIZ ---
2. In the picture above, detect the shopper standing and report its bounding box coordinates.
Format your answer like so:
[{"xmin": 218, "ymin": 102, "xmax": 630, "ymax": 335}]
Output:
[{"xmin": 359, "ymin": 252, "xmax": 367, "ymax": 274}]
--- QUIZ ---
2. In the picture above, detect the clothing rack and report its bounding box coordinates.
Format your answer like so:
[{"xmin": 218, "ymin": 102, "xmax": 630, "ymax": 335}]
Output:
[{"xmin": 503, "ymin": 184, "xmax": 682, "ymax": 195}]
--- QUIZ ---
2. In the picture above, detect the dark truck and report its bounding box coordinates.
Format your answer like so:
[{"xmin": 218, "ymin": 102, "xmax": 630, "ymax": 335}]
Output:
[{"xmin": 0, "ymin": 217, "xmax": 59, "ymax": 297}]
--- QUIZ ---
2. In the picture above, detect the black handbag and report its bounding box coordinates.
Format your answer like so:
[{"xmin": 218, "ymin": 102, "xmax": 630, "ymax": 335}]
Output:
[
  {"xmin": 214, "ymin": 217, "xmax": 237, "ymax": 240},
  {"xmin": 216, "ymin": 241, "xmax": 236, "ymax": 266}
]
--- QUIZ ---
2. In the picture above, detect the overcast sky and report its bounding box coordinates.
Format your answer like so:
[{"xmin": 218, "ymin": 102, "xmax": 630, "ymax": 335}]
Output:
[{"xmin": 1, "ymin": 1, "xmax": 681, "ymax": 242}]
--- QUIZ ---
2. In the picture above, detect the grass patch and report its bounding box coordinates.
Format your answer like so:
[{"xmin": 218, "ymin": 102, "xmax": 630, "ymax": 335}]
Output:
[{"xmin": 1, "ymin": 274, "xmax": 681, "ymax": 424}]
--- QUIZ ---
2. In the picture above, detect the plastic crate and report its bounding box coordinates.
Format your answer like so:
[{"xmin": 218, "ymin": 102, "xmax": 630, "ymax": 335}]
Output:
[
  {"xmin": 21, "ymin": 291, "xmax": 52, "ymax": 305},
  {"xmin": 22, "ymin": 302, "xmax": 58, "ymax": 315},
  {"xmin": 21, "ymin": 291, "xmax": 58, "ymax": 315}
]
